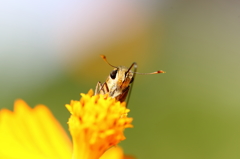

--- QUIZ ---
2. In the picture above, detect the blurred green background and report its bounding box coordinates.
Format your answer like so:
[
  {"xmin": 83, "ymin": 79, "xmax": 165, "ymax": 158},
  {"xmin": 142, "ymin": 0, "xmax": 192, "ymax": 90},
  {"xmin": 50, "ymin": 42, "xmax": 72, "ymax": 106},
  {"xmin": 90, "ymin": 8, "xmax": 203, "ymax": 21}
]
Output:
[{"xmin": 1, "ymin": 1, "xmax": 240, "ymax": 159}]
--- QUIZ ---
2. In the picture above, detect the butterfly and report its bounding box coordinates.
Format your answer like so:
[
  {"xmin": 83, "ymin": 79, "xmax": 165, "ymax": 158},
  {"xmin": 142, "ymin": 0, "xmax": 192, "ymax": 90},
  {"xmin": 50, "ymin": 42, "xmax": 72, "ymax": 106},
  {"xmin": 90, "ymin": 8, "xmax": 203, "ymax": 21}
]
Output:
[{"xmin": 95, "ymin": 55, "xmax": 165, "ymax": 106}]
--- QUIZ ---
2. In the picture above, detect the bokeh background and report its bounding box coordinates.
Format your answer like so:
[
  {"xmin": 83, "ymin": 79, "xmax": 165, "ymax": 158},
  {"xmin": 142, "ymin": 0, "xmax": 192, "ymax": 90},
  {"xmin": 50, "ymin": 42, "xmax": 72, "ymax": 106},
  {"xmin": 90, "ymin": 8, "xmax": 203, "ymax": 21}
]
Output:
[{"xmin": 1, "ymin": 1, "xmax": 240, "ymax": 159}]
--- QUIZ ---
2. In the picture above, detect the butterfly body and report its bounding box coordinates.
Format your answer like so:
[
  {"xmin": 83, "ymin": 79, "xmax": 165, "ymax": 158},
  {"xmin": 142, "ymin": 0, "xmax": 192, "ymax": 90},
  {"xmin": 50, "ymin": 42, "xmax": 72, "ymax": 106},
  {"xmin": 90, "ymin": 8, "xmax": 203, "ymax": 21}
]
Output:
[{"xmin": 95, "ymin": 65, "xmax": 134, "ymax": 102}]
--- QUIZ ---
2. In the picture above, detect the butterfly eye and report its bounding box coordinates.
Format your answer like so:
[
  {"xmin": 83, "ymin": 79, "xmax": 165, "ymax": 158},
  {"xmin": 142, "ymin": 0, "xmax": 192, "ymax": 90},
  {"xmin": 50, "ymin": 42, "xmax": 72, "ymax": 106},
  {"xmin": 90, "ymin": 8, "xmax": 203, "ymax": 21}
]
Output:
[{"xmin": 110, "ymin": 70, "xmax": 118, "ymax": 79}]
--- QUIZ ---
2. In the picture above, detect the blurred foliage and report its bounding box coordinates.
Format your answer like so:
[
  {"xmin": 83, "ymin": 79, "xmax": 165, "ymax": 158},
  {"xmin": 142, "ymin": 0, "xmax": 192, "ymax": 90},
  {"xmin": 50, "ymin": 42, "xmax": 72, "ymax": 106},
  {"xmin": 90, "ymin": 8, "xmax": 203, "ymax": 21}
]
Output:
[{"xmin": 1, "ymin": 1, "xmax": 240, "ymax": 159}]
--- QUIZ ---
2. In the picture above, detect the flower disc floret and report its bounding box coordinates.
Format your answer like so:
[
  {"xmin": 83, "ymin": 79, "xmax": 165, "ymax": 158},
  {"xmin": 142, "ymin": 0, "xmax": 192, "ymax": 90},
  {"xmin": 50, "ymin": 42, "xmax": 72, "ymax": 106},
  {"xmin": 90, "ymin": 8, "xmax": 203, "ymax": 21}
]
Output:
[{"xmin": 66, "ymin": 90, "xmax": 133, "ymax": 159}]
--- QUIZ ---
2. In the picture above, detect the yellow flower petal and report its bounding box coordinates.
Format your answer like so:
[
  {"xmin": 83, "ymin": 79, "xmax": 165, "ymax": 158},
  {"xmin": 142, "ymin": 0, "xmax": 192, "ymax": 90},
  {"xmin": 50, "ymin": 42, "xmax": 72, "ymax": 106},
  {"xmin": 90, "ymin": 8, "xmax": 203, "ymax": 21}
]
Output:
[
  {"xmin": 100, "ymin": 146, "xmax": 136, "ymax": 159},
  {"xmin": 0, "ymin": 99, "xmax": 72, "ymax": 159},
  {"xmin": 100, "ymin": 146, "xmax": 123, "ymax": 159},
  {"xmin": 66, "ymin": 89, "xmax": 133, "ymax": 159}
]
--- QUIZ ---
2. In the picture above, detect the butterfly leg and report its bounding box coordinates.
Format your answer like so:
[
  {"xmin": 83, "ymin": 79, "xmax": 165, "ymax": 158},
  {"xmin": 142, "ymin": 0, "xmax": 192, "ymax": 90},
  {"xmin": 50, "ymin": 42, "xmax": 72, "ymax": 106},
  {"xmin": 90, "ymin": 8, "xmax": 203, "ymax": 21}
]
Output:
[
  {"xmin": 99, "ymin": 82, "xmax": 109, "ymax": 94},
  {"xmin": 95, "ymin": 81, "xmax": 109, "ymax": 95},
  {"xmin": 95, "ymin": 81, "xmax": 102, "ymax": 95}
]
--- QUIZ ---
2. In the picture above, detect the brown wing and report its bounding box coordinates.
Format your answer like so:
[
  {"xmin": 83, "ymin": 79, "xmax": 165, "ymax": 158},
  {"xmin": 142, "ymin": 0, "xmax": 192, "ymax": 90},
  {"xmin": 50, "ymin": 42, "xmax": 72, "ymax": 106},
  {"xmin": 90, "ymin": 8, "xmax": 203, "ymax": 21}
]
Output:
[{"xmin": 115, "ymin": 86, "xmax": 129, "ymax": 102}]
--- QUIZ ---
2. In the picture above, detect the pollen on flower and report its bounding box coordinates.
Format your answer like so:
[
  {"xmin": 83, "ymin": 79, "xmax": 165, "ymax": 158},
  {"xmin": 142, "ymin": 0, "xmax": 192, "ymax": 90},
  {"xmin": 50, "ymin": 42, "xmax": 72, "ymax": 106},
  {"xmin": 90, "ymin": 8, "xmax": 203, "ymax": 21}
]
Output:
[{"xmin": 65, "ymin": 89, "xmax": 133, "ymax": 159}]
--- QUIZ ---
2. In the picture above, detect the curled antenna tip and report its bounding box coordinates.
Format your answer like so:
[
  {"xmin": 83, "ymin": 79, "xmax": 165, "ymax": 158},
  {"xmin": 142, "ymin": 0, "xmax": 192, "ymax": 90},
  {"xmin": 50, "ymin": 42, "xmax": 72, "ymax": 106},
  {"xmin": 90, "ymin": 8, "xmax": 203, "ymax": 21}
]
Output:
[
  {"xmin": 157, "ymin": 70, "xmax": 166, "ymax": 74},
  {"xmin": 100, "ymin": 55, "xmax": 117, "ymax": 68},
  {"xmin": 100, "ymin": 55, "xmax": 106, "ymax": 59}
]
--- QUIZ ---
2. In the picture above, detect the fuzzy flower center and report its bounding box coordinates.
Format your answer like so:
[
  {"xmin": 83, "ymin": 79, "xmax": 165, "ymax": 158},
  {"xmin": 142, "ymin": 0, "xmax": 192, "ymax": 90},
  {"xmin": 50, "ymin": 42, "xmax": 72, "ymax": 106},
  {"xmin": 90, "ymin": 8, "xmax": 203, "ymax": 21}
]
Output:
[{"xmin": 65, "ymin": 90, "xmax": 133, "ymax": 159}]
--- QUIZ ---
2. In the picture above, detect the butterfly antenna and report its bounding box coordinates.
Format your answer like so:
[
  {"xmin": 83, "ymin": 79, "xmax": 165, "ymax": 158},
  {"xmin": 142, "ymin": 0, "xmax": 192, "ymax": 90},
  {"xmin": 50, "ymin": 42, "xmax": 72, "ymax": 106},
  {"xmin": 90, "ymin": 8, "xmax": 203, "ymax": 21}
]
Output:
[
  {"xmin": 133, "ymin": 70, "xmax": 166, "ymax": 75},
  {"xmin": 100, "ymin": 55, "xmax": 118, "ymax": 68}
]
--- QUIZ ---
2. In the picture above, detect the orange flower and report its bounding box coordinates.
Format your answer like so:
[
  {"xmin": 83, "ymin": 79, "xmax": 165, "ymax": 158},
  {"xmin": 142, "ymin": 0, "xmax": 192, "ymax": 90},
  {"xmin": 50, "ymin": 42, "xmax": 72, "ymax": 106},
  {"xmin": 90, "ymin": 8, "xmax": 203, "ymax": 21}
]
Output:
[
  {"xmin": 0, "ymin": 90, "xmax": 133, "ymax": 159},
  {"xmin": 66, "ymin": 89, "xmax": 133, "ymax": 159}
]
